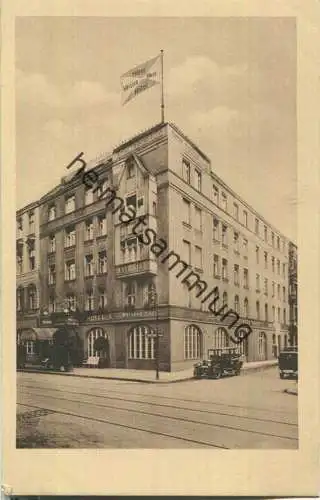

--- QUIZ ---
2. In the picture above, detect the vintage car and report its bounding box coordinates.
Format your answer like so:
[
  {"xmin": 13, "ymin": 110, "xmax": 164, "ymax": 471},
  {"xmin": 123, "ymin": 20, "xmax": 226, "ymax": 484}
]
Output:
[
  {"xmin": 194, "ymin": 347, "xmax": 244, "ymax": 379},
  {"xmin": 278, "ymin": 346, "xmax": 298, "ymax": 379}
]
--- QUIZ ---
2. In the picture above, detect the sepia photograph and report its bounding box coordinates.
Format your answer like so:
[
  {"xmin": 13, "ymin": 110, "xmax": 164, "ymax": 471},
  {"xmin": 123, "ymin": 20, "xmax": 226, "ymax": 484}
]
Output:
[{"xmin": 15, "ymin": 15, "xmax": 299, "ymax": 450}]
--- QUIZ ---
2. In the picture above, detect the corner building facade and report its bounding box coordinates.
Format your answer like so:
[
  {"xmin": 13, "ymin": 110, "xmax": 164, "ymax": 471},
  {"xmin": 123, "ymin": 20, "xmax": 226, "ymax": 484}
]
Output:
[{"xmin": 37, "ymin": 122, "xmax": 292, "ymax": 371}]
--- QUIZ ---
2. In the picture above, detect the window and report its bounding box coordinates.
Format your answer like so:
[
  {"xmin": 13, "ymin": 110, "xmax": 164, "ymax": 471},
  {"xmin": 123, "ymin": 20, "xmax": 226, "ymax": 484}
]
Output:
[
  {"xmin": 97, "ymin": 180, "xmax": 108, "ymax": 199},
  {"xmin": 213, "ymin": 218, "xmax": 219, "ymax": 241},
  {"xmin": 271, "ymin": 232, "xmax": 275, "ymax": 247},
  {"xmin": 264, "ymin": 251, "xmax": 268, "ymax": 269},
  {"xmin": 256, "ymin": 246, "xmax": 260, "ymax": 264},
  {"xmin": 48, "ymin": 205, "xmax": 56, "ymax": 221},
  {"xmin": 126, "ymin": 281, "xmax": 136, "ymax": 307},
  {"xmin": 17, "ymin": 254, "xmax": 23, "ymax": 274},
  {"xmin": 255, "ymin": 218, "xmax": 259, "ymax": 235},
  {"xmin": 243, "ymin": 210, "xmax": 248, "ymax": 227},
  {"xmin": 65, "ymin": 194, "xmax": 75, "ymax": 214},
  {"xmin": 264, "ymin": 278, "xmax": 268, "ymax": 296},
  {"xmin": 283, "ymin": 286, "xmax": 286, "ymax": 302},
  {"xmin": 277, "ymin": 259, "xmax": 280, "ymax": 275},
  {"xmin": 98, "ymin": 251, "xmax": 107, "ymax": 274},
  {"xmin": 234, "ymin": 295, "xmax": 239, "ymax": 313},
  {"xmin": 234, "ymin": 264, "xmax": 239, "ymax": 286},
  {"xmin": 98, "ymin": 288, "xmax": 107, "ymax": 310},
  {"xmin": 65, "ymin": 260, "xmax": 75, "ymax": 281},
  {"xmin": 195, "ymin": 246, "xmax": 202, "ymax": 270},
  {"xmin": 277, "ymin": 284, "xmax": 281, "ymax": 300},
  {"xmin": 233, "ymin": 203, "xmax": 239, "ymax": 220},
  {"xmin": 256, "ymin": 301, "xmax": 260, "ymax": 320},
  {"xmin": 244, "ymin": 298, "xmax": 249, "ymax": 318},
  {"xmin": 195, "ymin": 170, "xmax": 202, "ymax": 191},
  {"xmin": 243, "ymin": 237, "xmax": 248, "ymax": 254},
  {"xmin": 277, "ymin": 307, "xmax": 281, "ymax": 322},
  {"xmin": 182, "ymin": 240, "xmax": 191, "ymax": 265},
  {"xmin": 126, "ymin": 160, "xmax": 135, "ymax": 179},
  {"xmin": 221, "ymin": 192, "xmax": 227, "ymax": 211},
  {"xmin": 49, "ymin": 235, "xmax": 56, "ymax": 253},
  {"xmin": 282, "ymin": 262, "xmax": 286, "ymax": 278},
  {"xmin": 85, "ymin": 254, "xmax": 94, "ymax": 277},
  {"xmin": 181, "ymin": 199, "xmax": 191, "ymax": 226},
  {"xmin": 87, "ymin": 328, "xmax": 108, "ymax": 357},
  {"xmin": 17, "ymin": 287, "xmax": 23, "ymax": 311},
  {"xmin": 85, "ymin": 220, "xmax": 93, "ymax": 241},
  {"xmin": 125, "ymin": 194, "xmax": 137, "ymax": 212},
  {"xmin": 222, "ymin": 292, "xmax": 228, "ymax": 307},
  {"xmin": 234, "ymin": 232, "xmax": 239, "ymax": 252},
  {"xmin": 277, "ymin": 236, "xmax": 280, "ymax": 250},
  {"xmin": 256, "ymin": 273, "xmax": 260, "ymax": 291},
  {"xmin": 182, "ymin": 159, "xmax": 190, "ymax": 184},
  {"xmin": 194, "ymin": 207, "xmax": 202, "ymax": 231},
  {"xmin": 222, "ymin": 259, "xmax": 228, "ymax": 280},
  {"xmin": 28, "ymin": 211, "xmax": 35, "ymax": 232},
  {"xmin": 85, "ymin": 290, "xmax": 94, "ymax": 311},
  {"xmin": 152, "ymin": 202, "xmax": 157, "ymax": 216},
  {"xmin": 213, "ymin": 185, "xmax": 219, "ymax": 205},
  {"xmin": 17, "ymin": 217, "xmax": 23, "ymax": 231},
  {"xmin": 222, "ymin": 224, "xmax": 227, "ymax": 246},
  {"xmin": 66, "ymin": 294, "xmax": 76, "ymax": 311},
  {"xmin": 129, "ymin": 326, "xmax": 155, "ymax": 360},
  {"xmin": 271, "ymin": 256, "xmax": 275, "ymax": 273},
  {"xmin": 184, "ymin": 325, "xmax": 202, "ymax": 359},
  {"xmin": 65, "ymin": 226, "xmax": 76, "ymax": 247},
  {"xmin": 25, "ymin": 340, "xmax": 36, "ymax": 355},
  {"xmin": 272, "ymin": 281, "xmax": 275, "ymax": 297},
  {"xmin": 213, "ymin": 255, "xmax": 220, "ymax": 277},
  {"xmin": 48, "ymin": 264, "xmax": 56, "ymax": 285},
  {"xmin": 243, "ymin": 268, "xmax": 249, "ymax": 288},
  {"xmin": 264, "ymin": 225, "xmax": 268, "ymax": 242},
  {"xmin": 28, "ymin": 285, "xmax": 37, "ymax": 310},
  {"xmin": 214, "ymin": 328, "xmax": 229, "ymax": 349},
  {"xmin": 27, "ymin": 239, "xmax": 36, "ymax": 271},
  {"xmin": 98, "ymin": 215, "xmax": 107, "ymax": 236},
  {"xmin": 272, "ymin": 306, "xmax": 275, "ymax": 321},
  {"xmin": 283, "ymin": 309, "xmax": 286, "ymax": 324},
  {"xmin": 48, "ymin": 295, "xmax": 56, "ymax": 313}
]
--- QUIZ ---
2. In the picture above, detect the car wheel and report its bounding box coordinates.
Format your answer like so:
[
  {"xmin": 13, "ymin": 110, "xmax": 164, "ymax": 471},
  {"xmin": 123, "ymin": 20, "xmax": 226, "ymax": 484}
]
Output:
[{"xmin": 211, "ymin": 371, "xmax": 221, "ymax": 379}]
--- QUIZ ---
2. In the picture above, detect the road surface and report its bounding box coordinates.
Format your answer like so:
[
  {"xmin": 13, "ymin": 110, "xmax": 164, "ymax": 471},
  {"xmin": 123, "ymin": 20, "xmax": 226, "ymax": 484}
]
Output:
[{"xmin": 17, "ymin": 367, "xmax": 298, "ymax": 449}]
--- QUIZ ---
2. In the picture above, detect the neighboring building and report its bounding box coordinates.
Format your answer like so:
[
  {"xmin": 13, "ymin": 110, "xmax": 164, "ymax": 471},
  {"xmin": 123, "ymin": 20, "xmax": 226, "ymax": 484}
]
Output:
[
  {"xmin": 288, "ymin": 242, "xmax": 298, "ymax": 346},
  {"xmin": 17, "ymin": 122, "xmax": 294, "ymax": 370},
  {"xmin": 16, "ymin": 201, "xmax": 41, "ymax": 361}
]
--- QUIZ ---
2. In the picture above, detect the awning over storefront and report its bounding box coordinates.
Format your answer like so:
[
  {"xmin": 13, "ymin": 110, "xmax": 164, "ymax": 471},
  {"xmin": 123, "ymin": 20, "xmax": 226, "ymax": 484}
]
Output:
[{"xmin": 19, "ymin": 328, "xmax": 57, "ymax": 342}]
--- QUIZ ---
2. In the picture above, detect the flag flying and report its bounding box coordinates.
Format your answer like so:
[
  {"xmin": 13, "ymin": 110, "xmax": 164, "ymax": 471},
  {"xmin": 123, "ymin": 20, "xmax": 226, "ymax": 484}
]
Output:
[{"xmin": 120, "ymin": 54, "xmax": 161, "ymax": 105}]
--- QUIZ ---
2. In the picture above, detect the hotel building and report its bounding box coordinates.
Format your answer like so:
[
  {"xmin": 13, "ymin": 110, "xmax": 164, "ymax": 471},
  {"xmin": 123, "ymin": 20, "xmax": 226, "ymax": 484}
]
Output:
[{"xmin": 17, "ymin": 122, "xmax": 294, "ymax": 370}]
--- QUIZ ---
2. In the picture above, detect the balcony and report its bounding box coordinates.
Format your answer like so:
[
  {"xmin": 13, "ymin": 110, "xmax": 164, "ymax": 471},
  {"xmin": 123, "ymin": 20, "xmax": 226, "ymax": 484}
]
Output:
[{"xmin": 115, "ymin": 259, "xmax": 157, "ymax": 278}]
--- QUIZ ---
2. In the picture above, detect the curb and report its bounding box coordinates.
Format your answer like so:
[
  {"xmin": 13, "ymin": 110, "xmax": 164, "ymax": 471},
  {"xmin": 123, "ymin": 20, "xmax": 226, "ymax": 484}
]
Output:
[
  {"xmin": 17, "ymin": 362, "xmax": 278, "ymax": 384},
  {"xmin": 240, "ymin": 362, "xmax": 278, "ymax": 375}
]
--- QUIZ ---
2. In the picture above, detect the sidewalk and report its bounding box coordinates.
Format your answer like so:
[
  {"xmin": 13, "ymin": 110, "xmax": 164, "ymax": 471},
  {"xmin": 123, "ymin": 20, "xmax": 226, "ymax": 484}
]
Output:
[{"xmin": 18, "ymin": 359, "xmax": 278, "ymax": 384}]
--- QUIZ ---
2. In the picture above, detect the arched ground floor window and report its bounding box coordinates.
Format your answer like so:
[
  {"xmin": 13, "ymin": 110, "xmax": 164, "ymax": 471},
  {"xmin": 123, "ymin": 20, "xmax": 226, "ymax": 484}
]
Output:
[
  {"xmin": 184, "ymin": 325, "xmax": 202, "ymax": 360},
  {"xmin": 214, "ymin": 327, "xmax": 229, "ymax": 349},
  {"xmin": 87, "ymin": 328, "xmax": 108, "ymax": 357},
  {"xmin": 128, "ymin": 325, "xmax": 155, "ymax": 360}
]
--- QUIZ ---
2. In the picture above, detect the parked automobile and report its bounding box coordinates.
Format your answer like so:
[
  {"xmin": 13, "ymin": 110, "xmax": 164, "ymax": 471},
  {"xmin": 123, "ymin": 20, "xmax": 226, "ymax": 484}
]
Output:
[
  {"xmin": 194, "ymin": 347, "xmax": 244, "ymax": 379},
  {"xmin": 278, "ymin": 346, "xmax": 298, "ymax": 379}
]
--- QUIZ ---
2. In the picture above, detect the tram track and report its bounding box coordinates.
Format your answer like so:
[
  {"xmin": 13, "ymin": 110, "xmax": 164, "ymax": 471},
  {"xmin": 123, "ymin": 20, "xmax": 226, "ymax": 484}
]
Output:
[{"xmin": 18, "ymin": 387, "xmax": 298, "ymax": 443}]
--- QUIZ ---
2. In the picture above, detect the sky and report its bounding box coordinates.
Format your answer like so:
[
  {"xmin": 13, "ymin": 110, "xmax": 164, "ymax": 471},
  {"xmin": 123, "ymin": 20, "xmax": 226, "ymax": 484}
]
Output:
[{"xmin": 16, "ymin": 17, "xmax": 297, "ymax": 241}]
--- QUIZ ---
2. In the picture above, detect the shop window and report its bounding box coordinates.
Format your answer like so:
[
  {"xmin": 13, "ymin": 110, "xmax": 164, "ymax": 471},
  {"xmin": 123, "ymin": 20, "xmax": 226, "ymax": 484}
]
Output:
[
  {"xmin": 128, "ymin": 325, "xmax": 155, "ymax": 360},
  {"xmin": 184, "ymin": 325, "xmax": 202, "ymax": 359}
]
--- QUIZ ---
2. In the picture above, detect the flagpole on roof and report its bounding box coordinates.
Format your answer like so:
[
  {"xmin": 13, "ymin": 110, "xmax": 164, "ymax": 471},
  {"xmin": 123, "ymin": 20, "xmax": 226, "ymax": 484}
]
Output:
[{"xmin": 160, "ymin": 49, "xmax": 165, "ymax": 123}]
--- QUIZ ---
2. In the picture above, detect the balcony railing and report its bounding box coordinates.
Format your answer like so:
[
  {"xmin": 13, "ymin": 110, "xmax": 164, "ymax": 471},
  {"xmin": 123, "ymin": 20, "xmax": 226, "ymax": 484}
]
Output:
[{"xmin": 115, "ymin": 259, "xmax": 157, "ymax": 278}]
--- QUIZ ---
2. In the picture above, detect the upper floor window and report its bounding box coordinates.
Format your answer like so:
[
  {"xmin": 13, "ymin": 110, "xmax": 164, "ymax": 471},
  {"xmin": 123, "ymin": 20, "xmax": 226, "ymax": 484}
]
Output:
[
  {"xmin": 48, "ymin": 264, "xmax": 56, "ymax": 285},
  {"xmin": 264, "ymin": 278, "xmax": 268, "ymax": 296},
  {"xmin": 182, "ymin": 240, "xmax": 191, "ymax": 265},
  {"xmin": 126, "ymin": 159, "xmax": 135, "ymax": 179},
  {"xmin": 27, "ymin": 239, "xmax": 36, "ymax": 271},
  {"xmin": 17, "ymin": 287, "xmax": 23, "ymax": 311},
  {"xmin": 48, "ymin": 295, "xmax": 56, "ymax": 313},
  {"xmin": 17, "ymin": 254, "xmax": 23, "ymax": 274},
  {"xmin": 271, "ymin": 256, "xmax": 275, "ymax": 272},
  {"xmin": 17, "ymin": 217, "xmax": 23, "ymax": 231},
  {"xmin": 97, "ymin": 180, "xmax": 108, "ymax": 199},
  {"xmin": 84, "ymin": 254, "xmax": 94, "ymax": 277},
  {"xmin": 256, "ymin": 246, "xmax": 260, "ymax": 264},
  {"xmin": 222, "ymin": 224, "xmax": 228, "ymax": 246},
  {"xmin": 277, "ymin": 259, "xmax": 280, "ymax": 275},
  {"xmin": 85, "ymin": 220, "xmax": 94, "ymax": 241},
  {"xmin": 194, "ymin": 246, "xmax": 202, "ymax": 270},
  {"xmin": 182, "ymin": 159, "xmax": 190, "ymax": 184},
  {"xmin": 125, "ymin": 281, "xmax": 136, "ymax": 307},
  {"xmin": 85, "ymin": 290, "xmax": 95, "ymax": 311},
  {"xmin": 234, "ymin": 264, "xmax": 239, "ymax": 286},
  {"xmin": 65, "ymin": 194, "xmax": 75, "ymax": 214},
  {"xmin": 234, "ymin": 295, "xmax": 240, "ymax": 314},
  {"xmin": 221, "ymin": 192, "xmax": 227, "ymax": 211},
  {"xmin": 65, "ymin": 260, "xmax": 76, "ymax": 281},
  {"xmin": 271, "ymin": 232, "xmax": 275, "ymax": 247},
  {"xmin": 212, "ymin": 185, "xmax": 219, "ymax": 205},
  {"xmin": 194, "ymin": 207, "xmax": 202, "ymax": 231},
  {"xmin": 233, "ymin": 203, "xmax": 239, "ymax": 221},
  {"xmin": 98, "ymin": 288, "xmax": 107, "ymax": 310},
  {"xmin": 28, "ymin": 284, "xmax": 37, "ymax": 310},
  {"xmin": 48, "ymin": 205, "xmax": 56, "ymax": 221},
  {"xmin": 213, "ymin": 218, "xmax": 219, "ymax": 241},
  {"xmin": 264, "ymin": 251, "xmax": 268, "ymax": 269},
  {"xmin": 182, "ymin": 199, "xmax": 191, "ymax": 226},
  {"xmin": 65, "ymin": 226, "xmax": 76, "ymax": 247},
  {"xmin": 256, "ymin": 273, "xmax": 260, "ymax": 291},
  {"xmin": 49, "ymin": 234, "xmax": 56, "ymax": 253},
  {"xmin": 264, "ymin": 225, "xmax": 268, "ymax": 242},
  {"xmin": 213, "ymin": 254, "xmax": 220, "ymax": 277},
  {"xmin": 98, "ymin": 215, "xmax": 107, "ymax": 236},
  {"xmin": 282, "ymin": 262, "xmax": 286, "ymax": 278},
  {"xmin": 195, "ymin": 170, "xmax": 202, "ymax": 192},
  {"xmin": 255, "ymin": 218, "xmax": 259, "ymax": 235},
  {"xmin": 98, "ymin": 251, "xmax": 107, "ymax": 274},
  {"xmin": 243, "ymin": 210, "xmax": 248, "ymax": 227},
  {"xmin": 243, "ymin": 268, "xmax": 249, "ymax": 288},
  {"xmin": 66, "ymin": 294, "xmax": 77, "ymax": 311},
  {"xmin": 28, "ymin": 211, "xmax": 35, "ymax": 232},
  {"xmin": 85, "ymin": 187, "xmax": 94, "ymax": 206},
  {"xmin": 222, "ymin": 259, "xmax": 228, "ymax": 280},
  {"xmin": 277, "ymin": 236, "xmax": 280, "ymax": 250},
  {"xmin": 243, "ymin": 237, "xmax": 248, "ymax": 253},
  {"xmin": 234, "ymin": 231, "xmax": 239, "ymax": 252}
]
